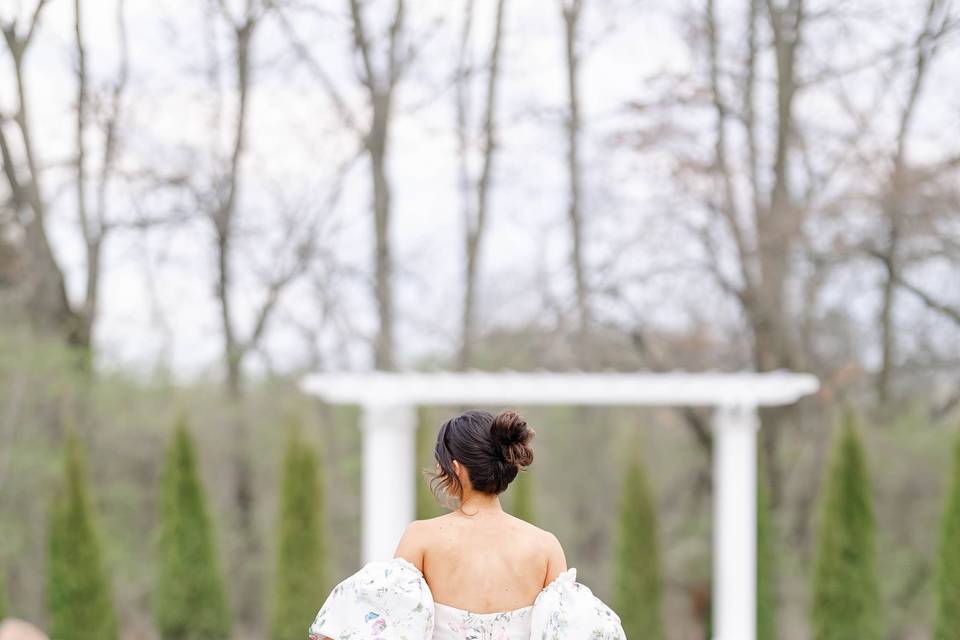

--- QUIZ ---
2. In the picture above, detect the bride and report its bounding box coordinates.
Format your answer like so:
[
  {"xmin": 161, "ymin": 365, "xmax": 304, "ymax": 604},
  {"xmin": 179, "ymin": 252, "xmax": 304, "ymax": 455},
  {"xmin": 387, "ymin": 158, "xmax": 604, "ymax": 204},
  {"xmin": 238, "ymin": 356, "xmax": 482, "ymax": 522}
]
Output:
[{"xmin": 309, "ymin": 409, "xmax": 626, "ymax": 639}]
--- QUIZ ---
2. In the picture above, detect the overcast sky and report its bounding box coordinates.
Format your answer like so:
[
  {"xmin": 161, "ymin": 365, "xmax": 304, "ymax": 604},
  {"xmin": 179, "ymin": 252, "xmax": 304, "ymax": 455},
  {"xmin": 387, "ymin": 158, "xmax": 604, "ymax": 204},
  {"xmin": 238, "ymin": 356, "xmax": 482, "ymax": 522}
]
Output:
[{"xmin": 4, "ymin": 0, "xmax": 957, "ymax": 379}]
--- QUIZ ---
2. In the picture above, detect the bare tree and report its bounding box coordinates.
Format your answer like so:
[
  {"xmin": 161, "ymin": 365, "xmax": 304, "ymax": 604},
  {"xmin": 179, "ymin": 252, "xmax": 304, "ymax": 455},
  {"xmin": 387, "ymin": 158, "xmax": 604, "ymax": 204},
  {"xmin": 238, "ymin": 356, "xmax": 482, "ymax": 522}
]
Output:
[
  {"xmin": 640, "ymin": 0, "xmax": 958, "ymax": 496},
  {"xmin": 175, "ymin": 0, "xmax": 329, "ymax": 626},
  {"xmin": 277, "ymin": 0, "xmax": 415, "ymax": 370},
  {"xmin": 73, "ymin": 0, "xmax": 130, "ymax": 356},
  {"xmin": 871, "ymin": 0, "xmax": 953, "ymax": 402},
  {"xmin": 209, "ymin": 0, "xmax": 269, "ymax": 399},
  {"xmin": 349, "ymin": 0, "xmax": 409, "ymax": 370},
  {"xmin": 701, "ymin": 0, "xmax": 808, "ymax": 503},
  {"xmin": 205, "ymin": 2, "xmax": 268, "ymax": 626},
  {"xmin": 560, "ymin": 0, "xmax": 591, "ymax": 350},
  {"xmin": 457, "ymin": 0, "xmax": 508, "ymax": 370},
  {"xmin": 0, "ymin": 0, "xmax": 78, "ymax": 344},
  {"xmin": 604, "ymin": 0, "xmax": 810, "ymax": 501},
  {"xmin": 194, "ymin": 0, "xmax": 326, "ymax": 396},
  {"xmin": 0, "ymin": 0, "xmax": 129, "ymax": 365}
]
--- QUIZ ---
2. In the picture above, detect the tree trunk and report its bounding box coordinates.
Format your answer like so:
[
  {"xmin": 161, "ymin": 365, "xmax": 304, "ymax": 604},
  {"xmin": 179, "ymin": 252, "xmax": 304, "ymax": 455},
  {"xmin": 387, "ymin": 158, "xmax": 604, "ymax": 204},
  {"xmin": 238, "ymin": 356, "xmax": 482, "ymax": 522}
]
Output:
[
  {"xmin": 210, "ymin": 14, "xmax": 261, "ymax": 629},
  {"xmin": 877, "ymin": 220, "xmax": 899, "ymax": 404},
  {"xmin": 875, "ymin": 0, "xmax": 941, "ymax": 403},
  {"xmin": 370, "ymin": 97, "xmax": 395, "ymax": 371},
  {"xmin": 562, "ymin": 0, "xmax": 590, "ymax": 351},
  {"xmin": 459, "ymin": 0, "xmax": 507, "ymax": 370},
  {"xmin": 753, "ymin": 0, "xmax": 805, "ymax": 506}
]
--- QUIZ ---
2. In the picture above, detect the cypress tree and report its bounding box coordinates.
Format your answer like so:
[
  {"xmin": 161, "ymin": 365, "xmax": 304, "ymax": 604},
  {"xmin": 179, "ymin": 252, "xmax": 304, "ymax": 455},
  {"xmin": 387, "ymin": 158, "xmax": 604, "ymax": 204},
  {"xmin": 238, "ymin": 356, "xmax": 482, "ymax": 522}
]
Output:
[
  {"xmin": 934, "ymin": 432, "xmax": 960, "ymax": 639},
  {"xmin": 510, "ymin": 470, "xmax": 536, "ymax": 524},
  {"xmin": 48, "ymin": 434, "xmax": 118, "ymax": 640},
  {"xmin": 810, "ymin": 411, "xmax": 880, "ymax": 640},
  {"xmin": 270, "ymin": 429, "xmax": 327, "ymax": 640},
  {"xmin": 155, "ymin": 419, "xmax": 230, "ymax": 640},
  {"xmin": 614, "ymin": 459, "xmax": 664, "ymax": 640},
  {"xmin": 757, "ymin": 460, "xmax": 776, "ymax": 640}
]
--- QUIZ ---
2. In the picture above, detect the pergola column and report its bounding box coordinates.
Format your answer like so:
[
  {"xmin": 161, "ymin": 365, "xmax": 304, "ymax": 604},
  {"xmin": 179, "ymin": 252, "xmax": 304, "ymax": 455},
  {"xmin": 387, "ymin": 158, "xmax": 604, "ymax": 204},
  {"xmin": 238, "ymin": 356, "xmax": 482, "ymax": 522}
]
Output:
[
  {"xmin": 712, "ymin": 404, "xmax": 759, "ymax": 640},
  {"xmin": 360, "ymin": 403, "xmax": 418, "ymax": 562}
]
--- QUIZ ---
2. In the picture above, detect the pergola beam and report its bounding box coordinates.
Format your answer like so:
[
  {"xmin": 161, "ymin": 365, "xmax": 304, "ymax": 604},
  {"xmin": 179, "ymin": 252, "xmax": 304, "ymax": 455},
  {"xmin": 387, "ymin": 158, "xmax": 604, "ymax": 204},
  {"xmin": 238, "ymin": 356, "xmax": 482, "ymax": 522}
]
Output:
[{"xmin": 302, "ymin": 371, "xmax": 818, "ymax": 407}]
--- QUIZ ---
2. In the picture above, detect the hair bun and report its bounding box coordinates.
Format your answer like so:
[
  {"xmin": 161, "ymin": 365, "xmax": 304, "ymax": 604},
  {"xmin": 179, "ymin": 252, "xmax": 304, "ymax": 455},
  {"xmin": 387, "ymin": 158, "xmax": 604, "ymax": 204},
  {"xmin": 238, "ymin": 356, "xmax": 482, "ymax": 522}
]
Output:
[{"xmin": 491, "ymin": 410, "xmax": 535, "ymax": 467}]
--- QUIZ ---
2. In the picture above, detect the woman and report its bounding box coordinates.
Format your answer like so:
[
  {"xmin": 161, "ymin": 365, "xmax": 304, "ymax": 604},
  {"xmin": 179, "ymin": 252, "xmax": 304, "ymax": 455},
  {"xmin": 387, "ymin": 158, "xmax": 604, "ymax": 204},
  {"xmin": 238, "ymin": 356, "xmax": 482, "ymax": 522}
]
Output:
[{"xmin": 309, "ymin": 409, "xmax": 625, "ymax": 640}]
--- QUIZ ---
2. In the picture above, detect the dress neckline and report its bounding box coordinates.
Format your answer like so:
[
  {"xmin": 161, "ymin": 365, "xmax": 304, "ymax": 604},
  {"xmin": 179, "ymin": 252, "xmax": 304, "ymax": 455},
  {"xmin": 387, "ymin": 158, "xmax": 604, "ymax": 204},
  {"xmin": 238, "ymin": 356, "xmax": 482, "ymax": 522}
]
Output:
[{"xmin": 433, "ymin": 601, "xmax": 534, "ymax": 617}]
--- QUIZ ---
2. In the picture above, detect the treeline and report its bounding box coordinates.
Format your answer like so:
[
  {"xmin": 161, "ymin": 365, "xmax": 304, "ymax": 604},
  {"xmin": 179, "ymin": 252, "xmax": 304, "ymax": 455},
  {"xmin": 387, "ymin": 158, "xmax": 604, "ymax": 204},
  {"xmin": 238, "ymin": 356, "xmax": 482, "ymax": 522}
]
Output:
[
  {"xmin": 25, "ymin": 420, "xmax": 326, "ymax": 640},
  {"xmin": 3, "ymin": 409, "xmax": 960, "ymax": 639},
  {"xmin": 605, "ymin": 413, "xmax": 960, "ymax": 640}
]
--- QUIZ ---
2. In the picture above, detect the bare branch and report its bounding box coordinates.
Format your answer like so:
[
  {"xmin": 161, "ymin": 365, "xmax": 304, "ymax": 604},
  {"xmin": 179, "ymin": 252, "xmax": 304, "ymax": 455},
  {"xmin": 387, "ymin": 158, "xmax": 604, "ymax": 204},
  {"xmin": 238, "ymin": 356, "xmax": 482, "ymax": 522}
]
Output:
[
  {"xmin": 275, "ymin": 11, "xmax": 361, "ymax": 134},
  {"xmin": 706, "ymin": 0, "xmax": 754, "ymax": 296},
  {"xmin": 386, "ymin": 0, "xmax": 406, "ymax": 89},
  {"xmin": 348, "ymin": 0, "xmax": 377, "ymax": 94},
  {"xmin": 23, "ymin": 0, "xmax": 52, "ymax": 49},
  {"xmin": 897, "ymin": 276, "xmax": 960, "ymax": 326}
]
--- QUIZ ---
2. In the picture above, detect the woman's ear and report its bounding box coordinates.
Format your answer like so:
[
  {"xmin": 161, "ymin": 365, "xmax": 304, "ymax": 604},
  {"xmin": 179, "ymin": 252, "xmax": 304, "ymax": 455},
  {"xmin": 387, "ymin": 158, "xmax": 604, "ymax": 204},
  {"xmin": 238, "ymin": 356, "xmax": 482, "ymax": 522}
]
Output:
[{"xmin": 452, "ymin": 460, "xmax": 467, "ymax": 485}]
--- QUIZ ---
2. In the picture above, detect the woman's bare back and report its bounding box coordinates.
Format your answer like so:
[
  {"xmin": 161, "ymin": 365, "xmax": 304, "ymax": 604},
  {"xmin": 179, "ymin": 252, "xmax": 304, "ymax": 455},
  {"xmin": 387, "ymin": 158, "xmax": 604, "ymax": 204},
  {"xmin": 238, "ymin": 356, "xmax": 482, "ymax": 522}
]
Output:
[{"xmin": 395, "ymin": 508, "xmax": 567, "ymax": 614}]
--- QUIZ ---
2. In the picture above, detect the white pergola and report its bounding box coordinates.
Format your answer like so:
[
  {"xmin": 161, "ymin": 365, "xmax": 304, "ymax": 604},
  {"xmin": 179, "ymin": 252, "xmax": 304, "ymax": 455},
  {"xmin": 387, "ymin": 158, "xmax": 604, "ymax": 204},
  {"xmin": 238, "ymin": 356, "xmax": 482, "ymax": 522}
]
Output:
[{"xmin": 300, "ymin": 371, "xmax": 819, "ymax": 640}]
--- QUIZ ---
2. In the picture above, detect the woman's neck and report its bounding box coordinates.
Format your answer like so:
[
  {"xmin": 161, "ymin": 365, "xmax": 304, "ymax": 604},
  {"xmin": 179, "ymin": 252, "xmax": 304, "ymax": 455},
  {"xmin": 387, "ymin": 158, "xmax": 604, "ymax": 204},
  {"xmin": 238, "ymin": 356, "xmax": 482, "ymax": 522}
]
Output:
[{"xmin": 458, "ymin": 490, "xmax": 503, "ymax": 516}]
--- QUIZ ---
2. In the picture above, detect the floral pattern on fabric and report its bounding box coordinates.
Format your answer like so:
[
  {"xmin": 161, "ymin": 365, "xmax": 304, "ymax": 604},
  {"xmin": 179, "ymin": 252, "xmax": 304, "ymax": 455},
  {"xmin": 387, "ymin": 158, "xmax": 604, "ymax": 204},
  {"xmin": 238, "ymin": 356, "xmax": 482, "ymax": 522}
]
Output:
[
  {"xmin": 530, "ymin": 569, "xmax": 626, "ymax": 640},
  {"xmin": 306, "ymin": 558, "xmax": 626, "ymax": 640},
  {"xmin": 433, "ymin": 602, "xmax": 533, "ymax": 640},
  {"xmin": 308, "ymin": 557, "xmax": 434, "ymax": 640}
]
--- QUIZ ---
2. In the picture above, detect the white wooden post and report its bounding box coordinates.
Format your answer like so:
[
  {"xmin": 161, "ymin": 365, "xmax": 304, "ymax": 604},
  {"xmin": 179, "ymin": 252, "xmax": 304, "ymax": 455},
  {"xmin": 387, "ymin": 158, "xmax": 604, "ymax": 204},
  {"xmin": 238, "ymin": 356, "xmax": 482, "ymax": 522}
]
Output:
[
  {"xmin": 712, "ymin": 404, "xmax": 759, "ymax": 640},
  {"xmin": 360, "ymin": 403, "xmax": 417, "ymax": 562}
]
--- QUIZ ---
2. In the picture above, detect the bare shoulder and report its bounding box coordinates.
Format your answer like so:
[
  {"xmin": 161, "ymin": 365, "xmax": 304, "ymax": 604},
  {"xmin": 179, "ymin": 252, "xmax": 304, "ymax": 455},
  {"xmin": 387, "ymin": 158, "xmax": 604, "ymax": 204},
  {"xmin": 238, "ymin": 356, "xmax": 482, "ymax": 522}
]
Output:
[
  {"xmin": 540, "ymin": 528, "xmax": 564, "ymax": 554},
  {"xmin": 417, "ymin": 511, "xmax": 461, "ymax": 536},
  {"xmin": 533, "ymin": 525, "xmax": 564, "ymax": 559},
  {"xmin": 502, "ymin": 515, "xmax": 566, "ymax": 580},
  {"xmin": 394, "ymin": 513, "xmax": 462, "ymax": 563},
  {"xmin": 508, "ymin": 514, "xmax": 562, "ymax": 548},
  {"xmin": 525, "ymin": 523, "xmax": 567, "ymax": 586},
  {"xmin": 393, "ymin": 518, "xmax": 435, "ymax": 571}
]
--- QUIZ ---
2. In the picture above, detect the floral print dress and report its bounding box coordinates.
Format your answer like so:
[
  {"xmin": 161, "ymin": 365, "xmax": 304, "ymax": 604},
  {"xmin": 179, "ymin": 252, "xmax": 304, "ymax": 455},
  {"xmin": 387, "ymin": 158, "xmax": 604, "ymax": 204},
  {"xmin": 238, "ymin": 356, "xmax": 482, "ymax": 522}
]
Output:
[
  {"xmin": 307, "ymin": 558, "xmax": 625, "ymax": 640},
  {"xmin": 433, "ymin": 602, "xmax": 532, "ymax": 640}
]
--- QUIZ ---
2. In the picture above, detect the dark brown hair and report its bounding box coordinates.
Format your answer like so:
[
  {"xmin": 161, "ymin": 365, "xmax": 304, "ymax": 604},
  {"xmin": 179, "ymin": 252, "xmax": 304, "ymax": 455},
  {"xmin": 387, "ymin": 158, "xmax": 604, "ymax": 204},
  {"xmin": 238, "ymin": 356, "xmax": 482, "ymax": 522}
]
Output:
[{"xmin": 430, "ymin": 409, "xmax": 535, "ymax": 504}]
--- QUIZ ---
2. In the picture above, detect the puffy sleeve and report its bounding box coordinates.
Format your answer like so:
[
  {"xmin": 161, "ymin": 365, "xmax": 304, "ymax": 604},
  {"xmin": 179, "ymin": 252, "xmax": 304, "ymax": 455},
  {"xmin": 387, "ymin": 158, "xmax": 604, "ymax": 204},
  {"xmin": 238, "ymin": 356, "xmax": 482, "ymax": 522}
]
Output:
[
  {"xmin": 308, "ymin": 557, "xmax": 434, "ymax": 640},
  {"xmin": 530, "ymin": 568, "xmax": 626, "ymax": 640}
]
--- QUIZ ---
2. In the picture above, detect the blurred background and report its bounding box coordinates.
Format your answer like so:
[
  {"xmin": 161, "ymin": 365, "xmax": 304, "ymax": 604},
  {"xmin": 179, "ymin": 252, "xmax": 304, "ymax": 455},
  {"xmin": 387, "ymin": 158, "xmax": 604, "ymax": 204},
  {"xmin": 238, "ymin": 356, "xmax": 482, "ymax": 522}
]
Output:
[{"xmin": 0, "ymin": 0, "xmax": 959, "ymax": 638}]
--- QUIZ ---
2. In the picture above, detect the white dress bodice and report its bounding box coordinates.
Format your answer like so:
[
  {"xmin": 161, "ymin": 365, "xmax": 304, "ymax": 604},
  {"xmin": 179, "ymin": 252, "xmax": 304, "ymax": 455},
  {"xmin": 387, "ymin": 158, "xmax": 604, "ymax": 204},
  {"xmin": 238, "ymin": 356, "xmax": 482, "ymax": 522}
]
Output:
[
  {"xmin": 308, "ymin": 557, "xmax": 625, "ymax": 640},
  {"xmin": 432, "ymin": 602, "xmax": 532, "ymax": 640}
]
